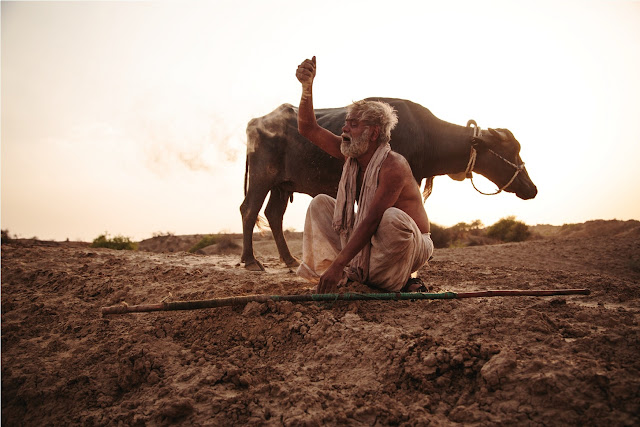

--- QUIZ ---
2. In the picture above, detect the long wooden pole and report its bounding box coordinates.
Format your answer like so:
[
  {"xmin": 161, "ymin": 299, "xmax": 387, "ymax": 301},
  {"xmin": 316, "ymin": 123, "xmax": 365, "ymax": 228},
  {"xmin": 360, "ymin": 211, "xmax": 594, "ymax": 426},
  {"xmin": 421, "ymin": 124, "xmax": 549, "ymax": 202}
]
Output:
[{"xmin": 101, "ymin": 288, "xmax": 590, "ymax": 315}]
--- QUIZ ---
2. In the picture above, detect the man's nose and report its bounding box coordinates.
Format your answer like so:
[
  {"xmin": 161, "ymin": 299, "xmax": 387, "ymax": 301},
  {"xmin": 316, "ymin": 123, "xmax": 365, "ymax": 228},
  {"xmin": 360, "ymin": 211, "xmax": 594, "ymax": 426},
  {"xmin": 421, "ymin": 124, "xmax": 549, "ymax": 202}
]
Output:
[{"xmin": 342, "ymin": 123, "xmax": 350, "ymax": 133}]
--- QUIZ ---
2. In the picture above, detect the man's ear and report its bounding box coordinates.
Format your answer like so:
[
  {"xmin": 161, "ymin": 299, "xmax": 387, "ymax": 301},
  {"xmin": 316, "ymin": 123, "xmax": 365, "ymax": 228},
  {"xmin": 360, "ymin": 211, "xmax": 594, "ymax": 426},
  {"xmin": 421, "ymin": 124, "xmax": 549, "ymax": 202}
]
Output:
[{"xmin": 371, "ymin": 126, "xmax": 380, "ymax": 143}]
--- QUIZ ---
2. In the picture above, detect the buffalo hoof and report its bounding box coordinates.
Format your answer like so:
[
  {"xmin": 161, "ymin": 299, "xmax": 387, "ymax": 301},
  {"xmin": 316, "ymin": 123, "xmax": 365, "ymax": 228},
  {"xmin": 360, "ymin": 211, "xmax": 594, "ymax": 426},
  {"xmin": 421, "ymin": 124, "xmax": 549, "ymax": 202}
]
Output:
[
  {"xmin": 283, "ymin": 257, "xmax": 300, "ymax": 268},
  {"xmin": 244, "ymin": 259, "xmax": 265, "ymax": 272}
]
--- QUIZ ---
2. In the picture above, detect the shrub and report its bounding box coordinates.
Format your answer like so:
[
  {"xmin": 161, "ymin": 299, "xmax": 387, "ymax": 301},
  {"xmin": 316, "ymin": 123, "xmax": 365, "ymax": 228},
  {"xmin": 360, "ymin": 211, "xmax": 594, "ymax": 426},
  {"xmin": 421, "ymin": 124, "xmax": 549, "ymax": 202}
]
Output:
[
  {"xmin": 189, "ymin": 235, "xmax": 220, "ymax": 253},
  {"xmin": 1, "ymin": 229, "xmax": 12, "ymax": 244},
  {"xmin": 216, "ymin": 235, "xmax": 239, "ymax": 251},
  {"xmin": 430, "ymin": 223, "xmax": 453, "ymax": 248},
  {"xmin": 430, "ymin": 220, "xmax": 485, "ymax": 248},
  {"xmin": 485, "ymin": 216, "xmax": 530, "ymax": 242},
  {"xmin": 91, "ymin": 234, "xmax": 137, "ymax": 250},
  {"xmin": 560, "ymin": 223, "xmax": 582, "ymax": 235},
  {"xmin": 152, "ymin": 231, "xmax": 175, "ymax": 238},
  {"xmin": 189, "ymin": 234, "xmax": 239, "ymax": 253},
  {"xmin": 449, "ymin": 220, "xmax": 484, "ymax": 244}
]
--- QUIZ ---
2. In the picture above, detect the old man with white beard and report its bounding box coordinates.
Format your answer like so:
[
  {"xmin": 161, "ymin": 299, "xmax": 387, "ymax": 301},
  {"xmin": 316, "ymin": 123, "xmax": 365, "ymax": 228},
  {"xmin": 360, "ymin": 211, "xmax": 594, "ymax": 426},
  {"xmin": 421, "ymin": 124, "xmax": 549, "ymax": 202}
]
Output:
[{"xmin": 295, "ymin": 56, "xmax": 434, "ymax": 294}]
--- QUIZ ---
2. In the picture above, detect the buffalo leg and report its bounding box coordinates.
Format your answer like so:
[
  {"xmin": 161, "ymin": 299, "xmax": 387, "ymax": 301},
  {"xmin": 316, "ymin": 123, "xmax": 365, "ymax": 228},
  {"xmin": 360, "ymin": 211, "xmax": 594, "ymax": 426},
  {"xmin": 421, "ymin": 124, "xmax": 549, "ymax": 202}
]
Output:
[
  {"xmin": 265, "ymin": 188, "xmax": 300, "ymax": 268},
  {"xmin": 239, "ymin": 186, "xmax": 270, "ymax": 271}
]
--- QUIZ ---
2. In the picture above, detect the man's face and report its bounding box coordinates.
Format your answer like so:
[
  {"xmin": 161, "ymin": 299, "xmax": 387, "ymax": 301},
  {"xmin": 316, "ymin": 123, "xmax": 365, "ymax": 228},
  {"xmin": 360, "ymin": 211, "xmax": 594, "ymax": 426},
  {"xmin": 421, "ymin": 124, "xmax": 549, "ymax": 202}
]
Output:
[{"xmin": 341, "ymin": 118, "xmax": 371, "ymax": 158}]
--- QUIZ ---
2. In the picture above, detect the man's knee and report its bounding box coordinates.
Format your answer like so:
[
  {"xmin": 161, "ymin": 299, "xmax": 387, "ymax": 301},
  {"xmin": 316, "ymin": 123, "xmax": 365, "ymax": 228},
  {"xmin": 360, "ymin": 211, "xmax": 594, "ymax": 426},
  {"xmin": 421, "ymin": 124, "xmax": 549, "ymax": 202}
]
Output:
[
  {"xmin": 379, "ymin": 208, "xmax": 413, "ymax": 233},
  {"xmin": 308, "ymin": 194, "xmax": 336, "ymax": 214},
  {"xmin": 373, "ymin": 208, "xmax": 419, "ymax": 252},
  {"xmin": 311, "ymin": 193, "xmax": 335, "ymax": 204}
]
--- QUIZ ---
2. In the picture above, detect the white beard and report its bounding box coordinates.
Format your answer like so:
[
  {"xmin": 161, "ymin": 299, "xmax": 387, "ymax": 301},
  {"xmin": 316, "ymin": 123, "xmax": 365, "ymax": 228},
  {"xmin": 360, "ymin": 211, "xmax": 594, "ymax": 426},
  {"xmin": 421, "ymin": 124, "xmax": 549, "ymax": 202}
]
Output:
[{"xmin": 340, "ymin": 128, "xmax": 370, "ymax": 158}]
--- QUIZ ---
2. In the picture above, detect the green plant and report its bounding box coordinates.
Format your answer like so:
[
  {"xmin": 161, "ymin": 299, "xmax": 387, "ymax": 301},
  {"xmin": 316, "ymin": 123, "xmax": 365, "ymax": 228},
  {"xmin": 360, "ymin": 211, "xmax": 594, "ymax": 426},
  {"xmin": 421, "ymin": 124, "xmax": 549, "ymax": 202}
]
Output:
[
  {"xmin": 216, "ymin": 235, "xmax": 239, "ymax": 250},
  {"xmin": 152, "ymin": 231, "xmax": 175, "ymax": 238},
  {"xmin": 450, "ymin": 220, "xmax": 483, "ymax": 241},
  {"xmin": 429, "ymin": 223, "xmax": 453, "ymax": 248},
  {"xmin": 189, "ymin": 234, "xmax": 220, "ymax": 253},
  {"xmin": 1, "ymin": 229, "xmax": 12, "ymax": 244},
  {"xmin": 486, "ymin": 216, "xmax": 530, "ymax": 242},
  {"xmin": 189, "ymin": 234, "xmax": 239, "ymax": 253},
  {"xmin": 430, "ymin": 220, "xmax": 487, "ymax": 248},
  {"xmin": 560, "ymin": 223, "xmax": 582, "ymax": 235},
  {"xmin": 91, "ymin": 234, "xmax": 137, "ymax": 250}
]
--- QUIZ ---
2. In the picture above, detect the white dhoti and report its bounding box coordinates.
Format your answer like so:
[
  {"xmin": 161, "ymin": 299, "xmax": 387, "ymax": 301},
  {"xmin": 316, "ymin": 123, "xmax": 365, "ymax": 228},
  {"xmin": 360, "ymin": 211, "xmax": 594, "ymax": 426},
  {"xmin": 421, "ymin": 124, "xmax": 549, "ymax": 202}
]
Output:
[{"xmin": 296, "ymin": 194, "xmax": 434, "ymax": 292}]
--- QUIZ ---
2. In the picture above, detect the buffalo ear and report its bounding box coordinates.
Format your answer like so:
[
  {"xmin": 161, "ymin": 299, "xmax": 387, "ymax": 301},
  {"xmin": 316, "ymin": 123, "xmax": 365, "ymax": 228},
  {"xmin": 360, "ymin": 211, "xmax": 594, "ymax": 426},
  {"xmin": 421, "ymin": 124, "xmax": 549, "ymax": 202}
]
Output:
[
  {"xmin": 489, "ymin": 128, "xmax": 521, "ymax": 153},
  {"xmin": 488, "ymin": 128, "xmax": 506, "ymax": 140},
  {"xmin": 488, "ymin": 128, "xmax": 513, "ymax": 150}
]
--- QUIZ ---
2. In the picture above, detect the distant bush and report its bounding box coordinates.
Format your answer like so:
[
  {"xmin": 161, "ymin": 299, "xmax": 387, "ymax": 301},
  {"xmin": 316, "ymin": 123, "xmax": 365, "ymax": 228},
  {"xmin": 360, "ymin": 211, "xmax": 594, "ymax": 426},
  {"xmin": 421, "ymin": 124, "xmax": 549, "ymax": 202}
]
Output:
[
  {"xmin": 430, "ymin": 220, "xmax": 485, "ymax": 248},
  {"xmin": 152, "ymin": 231, "xmax": 175, "ymax": 238},
  {"xmin": 485, "ymin": 216, "xmax": 530, "ymax": 242},
  {"xmin": 188, "ymin": 234, "xmax": 238, "ymax": 253},
  {"xmin": 1, "ymin": 229, "xmax": 12, "ymax": 244},
  {"xmin": 217, "ymin": 235, "xmax": 239, "ymax": 251},
  {"xmin": 449, "ymin": 220, "xmax": 484, "ymax": 246},
  {"xmin": 189, "ymin": 235, "xmax": 220, "ymax": 253},
  {"xmin": 91, "ymin": 234, "xmax": 137, "ymax": 250},
  {"xmin": 429, "ymin": 223, "xmax": 453, "ymax": 248},
  {"xmin": 559, "ymin": 223, "xmax": 583, "ymax": 235}
]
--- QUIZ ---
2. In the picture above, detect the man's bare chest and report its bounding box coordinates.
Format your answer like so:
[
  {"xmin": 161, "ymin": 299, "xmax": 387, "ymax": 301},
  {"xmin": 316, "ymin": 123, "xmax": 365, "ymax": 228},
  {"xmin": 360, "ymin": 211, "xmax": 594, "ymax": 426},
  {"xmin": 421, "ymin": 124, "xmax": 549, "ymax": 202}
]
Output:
[{"xmin": 356, "ymin": 171, "xmax": 366, "ymax": 201}]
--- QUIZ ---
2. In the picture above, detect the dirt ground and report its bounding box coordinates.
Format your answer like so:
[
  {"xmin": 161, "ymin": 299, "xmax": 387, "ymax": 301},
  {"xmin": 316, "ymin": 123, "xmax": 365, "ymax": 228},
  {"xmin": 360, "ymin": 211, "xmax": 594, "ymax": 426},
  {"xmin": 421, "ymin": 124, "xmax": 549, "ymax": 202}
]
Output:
[{"xmin": 2, "ymin": 220, "xmax": 639, "ymax": 426}]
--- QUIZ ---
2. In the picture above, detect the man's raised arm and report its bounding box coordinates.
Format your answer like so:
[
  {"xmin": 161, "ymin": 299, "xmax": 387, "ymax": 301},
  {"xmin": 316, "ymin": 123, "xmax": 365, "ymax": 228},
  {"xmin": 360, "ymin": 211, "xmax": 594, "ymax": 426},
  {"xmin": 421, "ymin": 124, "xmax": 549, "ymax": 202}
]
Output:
[{"xmin": 295, "ymin": 57, "xmax": 343, "ymax": 159}]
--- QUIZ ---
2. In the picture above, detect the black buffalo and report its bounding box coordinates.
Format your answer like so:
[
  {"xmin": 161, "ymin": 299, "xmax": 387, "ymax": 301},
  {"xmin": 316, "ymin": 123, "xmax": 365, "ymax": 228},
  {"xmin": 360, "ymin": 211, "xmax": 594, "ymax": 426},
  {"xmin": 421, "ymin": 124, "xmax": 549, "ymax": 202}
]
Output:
[{"xmin": 240, "ymin": 98, "xmax": 537, "ymax": 271}]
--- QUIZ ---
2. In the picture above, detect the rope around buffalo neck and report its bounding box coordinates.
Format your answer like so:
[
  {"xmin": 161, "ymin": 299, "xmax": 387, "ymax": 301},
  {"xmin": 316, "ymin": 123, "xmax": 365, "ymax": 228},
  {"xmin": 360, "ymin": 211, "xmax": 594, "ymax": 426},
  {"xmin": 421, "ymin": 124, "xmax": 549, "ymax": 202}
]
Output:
[{"xmin": 464, "ymin": 125, "xmax": 524, "ymax": 196}]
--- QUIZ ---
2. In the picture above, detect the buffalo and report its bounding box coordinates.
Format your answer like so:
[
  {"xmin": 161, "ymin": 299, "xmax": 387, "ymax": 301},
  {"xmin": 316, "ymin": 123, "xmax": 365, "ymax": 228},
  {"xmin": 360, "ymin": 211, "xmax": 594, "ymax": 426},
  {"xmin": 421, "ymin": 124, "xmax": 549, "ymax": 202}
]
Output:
[{"xmin": 240, "ymin": 98, "xmax": 537, "ymax": 271}]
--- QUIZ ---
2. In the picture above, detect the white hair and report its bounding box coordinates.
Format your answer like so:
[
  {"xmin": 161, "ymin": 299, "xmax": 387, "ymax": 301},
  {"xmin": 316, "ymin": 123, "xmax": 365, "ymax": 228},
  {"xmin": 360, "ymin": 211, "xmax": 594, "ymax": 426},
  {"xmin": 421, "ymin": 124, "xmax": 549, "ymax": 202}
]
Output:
[{"xmin": 346, "ymin": 100, "xmax": 399, "ymax": 144}]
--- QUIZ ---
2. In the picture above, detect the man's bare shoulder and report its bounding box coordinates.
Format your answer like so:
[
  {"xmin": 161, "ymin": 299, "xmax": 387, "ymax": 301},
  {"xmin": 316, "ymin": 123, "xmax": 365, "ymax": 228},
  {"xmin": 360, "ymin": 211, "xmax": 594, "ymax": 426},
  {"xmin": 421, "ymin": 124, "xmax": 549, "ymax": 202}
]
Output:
[{"xmin": 382, "ymin": 151, "xmax": 413, "ymax": 176}]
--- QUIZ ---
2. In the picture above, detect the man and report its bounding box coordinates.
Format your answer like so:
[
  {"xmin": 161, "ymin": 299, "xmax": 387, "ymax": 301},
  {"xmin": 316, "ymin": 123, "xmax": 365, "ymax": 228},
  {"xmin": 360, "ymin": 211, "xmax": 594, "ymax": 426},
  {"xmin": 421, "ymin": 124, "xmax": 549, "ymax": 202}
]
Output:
[{"xmin": 295, "ymin": 56, "xmax": 434, "ymax": 294}]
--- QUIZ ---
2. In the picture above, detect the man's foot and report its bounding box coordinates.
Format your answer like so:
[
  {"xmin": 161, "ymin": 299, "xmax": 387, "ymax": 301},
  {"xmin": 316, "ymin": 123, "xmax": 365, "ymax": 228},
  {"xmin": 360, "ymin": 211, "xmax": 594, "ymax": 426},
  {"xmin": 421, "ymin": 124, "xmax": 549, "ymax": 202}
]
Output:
[{"xmin": 401, "ymin": 277, "xmax": 427, "ymax": 293}]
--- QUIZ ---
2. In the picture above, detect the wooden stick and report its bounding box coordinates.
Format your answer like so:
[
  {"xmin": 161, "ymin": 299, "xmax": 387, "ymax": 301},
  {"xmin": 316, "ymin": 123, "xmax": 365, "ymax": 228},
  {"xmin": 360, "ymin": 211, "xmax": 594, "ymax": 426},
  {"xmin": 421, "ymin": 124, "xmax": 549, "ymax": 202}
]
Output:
[
  {"xmin": 454, "ymin": 289, "xmax": 591, "ymax": 298},
  {"xmin": 101, "ymin": 288, "xmax": 590, "ymax": 315}
]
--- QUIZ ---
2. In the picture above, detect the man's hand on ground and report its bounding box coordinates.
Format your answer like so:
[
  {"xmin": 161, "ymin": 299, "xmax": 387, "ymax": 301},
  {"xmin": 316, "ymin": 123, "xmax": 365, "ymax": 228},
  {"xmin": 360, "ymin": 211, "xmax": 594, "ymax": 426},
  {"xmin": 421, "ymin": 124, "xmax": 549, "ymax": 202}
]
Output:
[{"xmin": 317, "ymin": 261, "xmax": 344, "ymax": 294}]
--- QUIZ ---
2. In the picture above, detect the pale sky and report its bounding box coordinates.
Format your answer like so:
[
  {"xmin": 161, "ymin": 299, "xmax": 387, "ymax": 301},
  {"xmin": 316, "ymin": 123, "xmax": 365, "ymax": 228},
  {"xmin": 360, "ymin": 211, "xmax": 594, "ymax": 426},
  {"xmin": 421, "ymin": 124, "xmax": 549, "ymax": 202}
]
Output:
[{"xmin": 2, "ymin": 0, "xmax": 639, "ymax": 241}]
